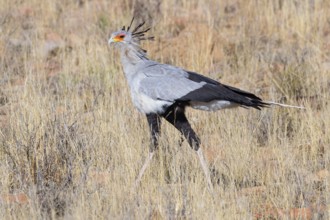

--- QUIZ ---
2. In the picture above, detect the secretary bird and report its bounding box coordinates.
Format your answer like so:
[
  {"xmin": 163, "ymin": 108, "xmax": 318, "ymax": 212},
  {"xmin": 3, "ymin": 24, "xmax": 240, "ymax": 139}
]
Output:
[{"xmin": 108, "ymin": 17, "xmax": 303, "ymax": 191}]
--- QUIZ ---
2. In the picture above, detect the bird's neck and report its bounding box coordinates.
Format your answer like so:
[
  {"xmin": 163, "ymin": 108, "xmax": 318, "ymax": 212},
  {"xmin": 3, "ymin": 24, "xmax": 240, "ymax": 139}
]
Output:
[
  {"xmin": 120, "ymin": 45, "xmax": 149, "ymax": 80},
  {"xmin": 120, "ymin": 45, "xmax": 148, "ymax": 64}
]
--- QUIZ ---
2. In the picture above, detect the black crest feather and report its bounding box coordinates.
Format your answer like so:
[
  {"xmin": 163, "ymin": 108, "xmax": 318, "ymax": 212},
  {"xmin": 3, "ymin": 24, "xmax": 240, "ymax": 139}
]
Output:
[
  {"xmin": 125, "ymin": 17, "xmax": 154, "ymax": 42},
  {"xmin": 127, "ymin": 17, "xmax": 135, "ymax": 32},
  {"xmin": 131, "ymin": 21, "xmax": 145, "ymax": 33}
]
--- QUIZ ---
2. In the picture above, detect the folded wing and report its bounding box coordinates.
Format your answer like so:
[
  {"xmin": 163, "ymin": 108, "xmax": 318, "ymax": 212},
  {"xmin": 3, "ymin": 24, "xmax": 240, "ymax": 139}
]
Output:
[{"xmin": 138, "ymin": 64, "xmax": 268, "ymax": 111}]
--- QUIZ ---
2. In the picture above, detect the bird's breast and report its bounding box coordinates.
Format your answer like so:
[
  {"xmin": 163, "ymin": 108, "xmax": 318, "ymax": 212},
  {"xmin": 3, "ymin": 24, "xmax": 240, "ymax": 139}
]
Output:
[
  {"xmin": 123, "ymin": 66, "xmax": 172, "ymax": 114},
  {"xmin": 130, "ymin": 91, "xmax": 172, "ymax": 114}
]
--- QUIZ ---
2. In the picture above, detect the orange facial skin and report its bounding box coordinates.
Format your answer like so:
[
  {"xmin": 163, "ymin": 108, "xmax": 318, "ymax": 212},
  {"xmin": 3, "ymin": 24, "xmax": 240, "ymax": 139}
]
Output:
[{"xmin": 113, "ymin": 34, "xmax": 125, "ymax": 42}]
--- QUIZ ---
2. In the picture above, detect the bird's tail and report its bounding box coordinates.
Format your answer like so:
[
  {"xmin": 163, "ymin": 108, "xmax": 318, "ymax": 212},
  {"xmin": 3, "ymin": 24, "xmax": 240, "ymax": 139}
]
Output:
[{"xmin": 264, "ymin": 101, "xmax": 305, "ymax": 109}]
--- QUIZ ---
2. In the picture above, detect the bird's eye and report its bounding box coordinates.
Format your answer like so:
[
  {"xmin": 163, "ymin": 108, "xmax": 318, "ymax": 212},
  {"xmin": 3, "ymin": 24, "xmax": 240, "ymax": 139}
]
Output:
[{"xmin": 119, "ymin": 35, "xmax": 125, "ymax": 38}]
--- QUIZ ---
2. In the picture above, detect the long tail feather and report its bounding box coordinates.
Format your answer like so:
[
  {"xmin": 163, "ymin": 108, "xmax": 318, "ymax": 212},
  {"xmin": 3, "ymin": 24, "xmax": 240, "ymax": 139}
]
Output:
[{"xmin": 264, "ymin": 101, "xmax": 305, "ymax": 109}]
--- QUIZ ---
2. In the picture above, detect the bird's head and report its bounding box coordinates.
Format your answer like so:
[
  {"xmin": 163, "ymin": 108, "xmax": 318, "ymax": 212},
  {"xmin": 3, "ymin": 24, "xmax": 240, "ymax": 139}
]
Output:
[
  {"xmin": 108, "ymin": 17, "xmax": 154, "ymax": 47},
  {"xmin": 108, "ymin": 30, "xmax": 132, "ymax": 45}
]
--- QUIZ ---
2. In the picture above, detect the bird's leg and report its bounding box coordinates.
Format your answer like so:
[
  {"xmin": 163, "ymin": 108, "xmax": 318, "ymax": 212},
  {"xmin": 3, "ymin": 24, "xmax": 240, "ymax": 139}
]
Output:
[
  {"xmin": 163, "ymin": 106, "xmax": 213, "ymax": 192},
  {"xmin": 196, "ymin": 148, "xmax": 213, "ymax": 192},
  {"xmin": 135, "ymin": 150, "xmax": 155, "ymax": 188},
  {"xmin": 146, "ymin": 113, "xmax": 161, "ymax": 152},
  {"xmin": 134, "ymin": 113, "xmax": 161, "ymax": 188}
]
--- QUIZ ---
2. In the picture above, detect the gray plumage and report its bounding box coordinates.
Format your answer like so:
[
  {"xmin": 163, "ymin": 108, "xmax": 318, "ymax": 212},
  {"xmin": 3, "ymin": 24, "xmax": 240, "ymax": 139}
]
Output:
[
  {"xmin": 109, "ymin": 28, "xmax": 267, "ymax": 114},
  {"xmin": 108, "ymin": 18, "xmax": 303, "ymax": 191}
]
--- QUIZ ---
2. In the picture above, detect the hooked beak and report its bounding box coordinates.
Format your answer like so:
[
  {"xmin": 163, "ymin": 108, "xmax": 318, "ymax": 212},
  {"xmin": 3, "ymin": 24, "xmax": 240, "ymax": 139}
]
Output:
[{"xmin": 108, "ymin": 37, "xmax": 114, "ymax": 45}]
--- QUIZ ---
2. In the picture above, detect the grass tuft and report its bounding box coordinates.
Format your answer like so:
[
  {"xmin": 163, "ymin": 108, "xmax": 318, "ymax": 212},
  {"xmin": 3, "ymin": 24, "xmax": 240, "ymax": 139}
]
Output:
[{"xmin": 0, "ymin": 0, "xmax": 329, "ymax": 218}]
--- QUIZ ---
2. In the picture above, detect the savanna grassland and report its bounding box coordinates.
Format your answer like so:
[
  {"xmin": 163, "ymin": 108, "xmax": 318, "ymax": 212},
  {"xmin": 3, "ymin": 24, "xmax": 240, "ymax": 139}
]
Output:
[{"xmin": 0, "ymin": 0, "xmax": 329, "ymax": 219}]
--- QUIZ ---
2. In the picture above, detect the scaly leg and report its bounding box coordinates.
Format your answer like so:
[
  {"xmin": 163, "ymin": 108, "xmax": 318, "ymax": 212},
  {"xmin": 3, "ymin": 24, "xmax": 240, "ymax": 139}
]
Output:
[
  {"xmin": 134, "ymin": 151, "xmax": 155, "ymax": 188},
  {"xmin": 163, "ymin": 105, "xmax": 213, "ymax": 192},
  {"xmin": 197, "ymin": 148, "xmax": 213, "ymax": 192},
  {"xmin": 134, "ymin": 114, "xmax": 161, "ymax": 188}
]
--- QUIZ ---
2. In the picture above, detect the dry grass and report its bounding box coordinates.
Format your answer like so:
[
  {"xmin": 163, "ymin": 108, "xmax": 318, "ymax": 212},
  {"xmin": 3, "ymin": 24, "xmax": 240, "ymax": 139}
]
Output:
[{"xmin": 0, "ymin": 0, "xmax": 329, "ymax": 219}]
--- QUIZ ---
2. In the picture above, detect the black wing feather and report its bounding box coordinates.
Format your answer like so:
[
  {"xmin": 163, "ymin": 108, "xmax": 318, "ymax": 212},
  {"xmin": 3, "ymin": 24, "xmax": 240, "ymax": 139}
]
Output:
[
  {"xmin": 178, "ymin": 71, "xmax": 268, "ymax": 110},
  {"xmin": 186, "ymin": 71, "xmax": 220, "ymax": 85}
]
